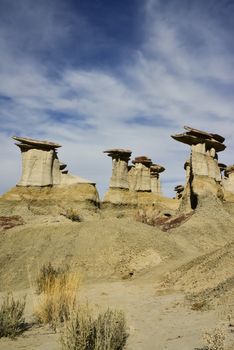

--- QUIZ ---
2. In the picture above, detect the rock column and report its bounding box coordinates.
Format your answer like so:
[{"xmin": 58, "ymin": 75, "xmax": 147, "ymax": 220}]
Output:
[
  {"xmin": 171, "ymin": 126, "xmax": 226, "ymax": 209},
  {"xmin": 13, "ymin": 136, "xmax": 61, "ymax": 186},
  {"xmin": 223, "ymin": 165, "xmax": 234, "ymax": 194},
  {"xmin": 150, "ymin": 164, "xmax": 165, "ymax": 194},
  {"xmin": 129, "ymin": 156, "xmax": 152, "ymax": 192},
  {"xmin": 104, "ymin": 149, "xmax": 132, "ymax": 189}
]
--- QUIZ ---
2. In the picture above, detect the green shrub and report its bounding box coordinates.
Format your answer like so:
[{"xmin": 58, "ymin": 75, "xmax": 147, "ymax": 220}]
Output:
[
  {"xmin": 61, "ymin": 307, "xmax": 127, "ymax": 350},
  {"xmin": 0, "ymin": 294, "xmax": 26, "ymax": 338}
]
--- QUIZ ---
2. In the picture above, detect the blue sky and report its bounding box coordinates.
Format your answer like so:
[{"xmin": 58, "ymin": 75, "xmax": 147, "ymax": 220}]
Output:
[{"xmin": 0, "ymin": 0, "xmax": 234, "ymax": 197}]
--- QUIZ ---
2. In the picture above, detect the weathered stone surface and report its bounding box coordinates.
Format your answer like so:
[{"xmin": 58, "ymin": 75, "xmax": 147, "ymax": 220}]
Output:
[
  {"xmin": 104, "ymin": 149, "xmax": 132, "ymax": 189},
  {"xmin": 129, "ymin": 156, "xmax": 152, "ymax": 192},
  {"xmin": 150, "ymin": 164, "xmax": 165, "ymax": 194},
  {"xmin": 223, "ymin": 165, "xmax": 234, "ymax": 196},
  {"xmin": 13, "ymin": 136, "xmax": 95, "ymax": 187},
  {"xmin": 172, "ymin": 126, "xmax": 225, "ymax": 210}
]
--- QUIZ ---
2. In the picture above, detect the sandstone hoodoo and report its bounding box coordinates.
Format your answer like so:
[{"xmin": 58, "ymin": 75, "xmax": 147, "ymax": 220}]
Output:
[
  {"xmin": 150, "ymin": 164, "xmax": 165, "ymax": 195},
  {"xmin": 13, "ymin": 136, "xmax": 94, "ymax": 187},
  {"xmin": 104, "ymin": 148, "xmax": 132, "ymax": 189},
  {"xmin": 172, "ymin": 126, "xmax": 226, "ymax": 210},
  {"xmin": 0, "ymin": 136, "xmax": 100, "ymax": 216},
  {"xmin": 129, "ymin": 156, "xmax": 153, "ymax": 192},
  {"xmin": 174, "ymin": 185, "xmax": 184, "ymax": 199}
]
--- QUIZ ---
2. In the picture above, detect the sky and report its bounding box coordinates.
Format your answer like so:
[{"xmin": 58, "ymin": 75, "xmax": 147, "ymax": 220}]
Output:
[{"xmin": 0, "ymin": 0, "xmax": 234, "ymax": 198}]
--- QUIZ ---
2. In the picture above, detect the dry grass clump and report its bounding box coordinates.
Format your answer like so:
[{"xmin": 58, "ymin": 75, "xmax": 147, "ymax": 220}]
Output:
[
  {"xmin": 203, "ymin": 326, "xmax": 226, "ymax": 350},
  {"xmin": 0, "ymin": 294, "xmax": 26, "ymax": 338},
  {"xmin": 61, "ymin": 307, "xmax": 127, "ymax": 350},
  {"xmin": 36, "ymin": 262, "xmax": 69, "ymax": 294},
  {"xmin": 34, "ymin": 264, "xmax": 80, "ymax": 331}
]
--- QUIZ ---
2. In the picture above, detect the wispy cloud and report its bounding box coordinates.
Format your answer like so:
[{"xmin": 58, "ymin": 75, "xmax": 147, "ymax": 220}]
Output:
[{"xmin": 0, "ymin": 0, "xmax": 233, "ymax": 197}]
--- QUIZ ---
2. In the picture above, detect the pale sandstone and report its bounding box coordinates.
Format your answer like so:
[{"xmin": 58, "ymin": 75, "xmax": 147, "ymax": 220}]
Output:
[{"xmin": 104, "ymin": 149, "xmax": 132, "ymax": 189}]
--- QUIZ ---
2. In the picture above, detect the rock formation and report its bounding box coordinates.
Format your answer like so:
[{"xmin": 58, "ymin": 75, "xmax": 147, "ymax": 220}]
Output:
[
  {"xmin": 128, "ymin": 156, "xmax": 152, "ymax": 192},
  {"xmin": 171, "ymin": 126, "xmax": 226, "ymax": 210},
  {"xmin": 13, "ymin": 136, "xmax": 94, "ymax": 187},
  {"xmin": 223, "ymin": 165, "xmax": 234, "ymax": 195},
  {"xmin": 174, "ymin": 185, "xmax": 184, "ymax": 199},
  {"xmin": 150, "ymin": 164, "xmax": 165, "ymax": 195},
  {"xmin": 104, "ymin": 149, "xmax": 132, "ymax": 189}
]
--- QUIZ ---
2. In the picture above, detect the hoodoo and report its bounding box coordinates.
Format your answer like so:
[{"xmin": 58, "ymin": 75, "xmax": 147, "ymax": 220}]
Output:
[
  {"xmin": 103, "ymin": 149, "xmax": 132, "ymax": 189},
  {"xmin": 172, "ymin": 126, "xmax": 226, "ymax": 210},
  {"xmin": 13, "ymin": 136, "xmax": 94, "ymax": 187}
]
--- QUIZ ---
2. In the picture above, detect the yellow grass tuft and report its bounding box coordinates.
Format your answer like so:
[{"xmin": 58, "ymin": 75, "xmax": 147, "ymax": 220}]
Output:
[{"xmin": 34, "ymin": 268, "xmax": 81, "ymax": 331}]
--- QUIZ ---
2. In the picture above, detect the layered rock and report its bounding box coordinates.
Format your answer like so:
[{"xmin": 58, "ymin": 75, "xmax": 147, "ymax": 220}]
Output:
[
  {"xmin": 104, "ymin": 149, "xmax": 132, "ymax": 189},
  {"xmin": 13, "ymin": 136, "xmax": 95, "ymax": 187},
  {"xmin": 172, "ymin": 126, "xmax": 226, "ymax": 210},
  {"xmin": 128, "ymin": 156, "xmax": 152, "ymax": 192},
  {"xmin": 150, "ymin": 164, "xmax": 165, "ymax": 195}
]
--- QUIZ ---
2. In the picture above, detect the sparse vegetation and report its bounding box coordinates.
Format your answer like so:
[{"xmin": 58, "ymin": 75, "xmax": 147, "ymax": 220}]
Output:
[
  {"xmin": 36, "ymin": 262, "xmax": 69, "ymax": 294},
  {"xmin": 61, "ymin": 307, "xmax": 127, "ymax": 350},
  {"xmin": 34, "ymin": 264, "xmax": 80, "ymax": 331},
  {"xmin": 0, "ymin": 294, "xmax": 26, "ymax": 338},
  {"xmin": 203, "ymin": 326, "xmax": 226, "ymax": 350},
  {"xmin": 62, "ymin": 208, "xmax": 82, "ymax": 222}
]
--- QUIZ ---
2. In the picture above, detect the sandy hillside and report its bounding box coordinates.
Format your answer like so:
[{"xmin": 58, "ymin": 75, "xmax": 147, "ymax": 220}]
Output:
[{"xmin": 0, "ymin": 200, "xmax": 234, "ymax": 349}]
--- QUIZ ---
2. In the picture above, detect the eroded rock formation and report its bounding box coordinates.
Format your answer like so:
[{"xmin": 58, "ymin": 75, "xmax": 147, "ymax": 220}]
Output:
[
  {"xmin": 13, "ymin": 136, "xmax": 94, "ymax": 187},
  {"xmin": 172, "ymin": 126, "xmax": 226, "ymax": 210},
  {"xmin": 150, "ymin": 164, "xmax": 165, "ymax": 195},
  {"xmin": 104, "ymin": 149, "xmax": 132, "ymax": 189},
  {"xmin": 223, "ymin": 165, "xmax": 234, "ymax": 195}
]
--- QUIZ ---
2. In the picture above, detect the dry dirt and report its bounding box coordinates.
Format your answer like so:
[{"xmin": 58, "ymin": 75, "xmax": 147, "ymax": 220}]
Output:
[{"xmin": 0, "ymin": 199, "xmax": 234, "ymax": 349}]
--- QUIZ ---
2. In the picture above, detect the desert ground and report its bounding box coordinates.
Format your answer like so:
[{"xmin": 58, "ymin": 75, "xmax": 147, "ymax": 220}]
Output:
[{"xmin": 0, "ymin": 198, "xmax": 234, "ymax": 349}]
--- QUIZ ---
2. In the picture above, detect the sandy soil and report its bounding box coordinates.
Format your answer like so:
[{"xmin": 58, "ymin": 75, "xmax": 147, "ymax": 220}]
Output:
[{"xmin": 0, "ymin": 200, "xmax": 234, "ymax": 349}]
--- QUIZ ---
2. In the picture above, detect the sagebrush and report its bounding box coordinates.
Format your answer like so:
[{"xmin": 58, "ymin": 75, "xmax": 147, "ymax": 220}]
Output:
[
  {"xmin": 61, "ymin": 307, "xmax": 127, "ymax": 350},
  {"xmin": 0, "ymin": 294, "xmax": 26, "ymax": 338}
]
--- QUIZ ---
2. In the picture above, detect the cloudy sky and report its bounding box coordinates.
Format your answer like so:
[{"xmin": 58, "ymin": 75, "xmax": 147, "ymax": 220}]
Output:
[{"xmin": 0, "ymin": 0, "xmax": 233, "ymax": 197}]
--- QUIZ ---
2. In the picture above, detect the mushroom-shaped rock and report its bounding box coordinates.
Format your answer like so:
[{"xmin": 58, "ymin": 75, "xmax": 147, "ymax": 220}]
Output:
[
  {"xmin": 150, "ymin": 164, "xmax": 165, "ymax": 194},
  {"xmin": 104, "ymin": 148, "xmax": 132, "ymax": 189},
  {"xmin": 174, "ymin": 185, "xmax": 184, "ymax": 199},
  {"xmin": 13, "ymin": 136, "xmax": 61, "ymax": 186},
  {"xmin": 171, "ymin": 126, "xmax": 226, "ymax": 153},
  {"xmin": 223, "ymin": 165, "xmax": 234, "ymax": 195}
]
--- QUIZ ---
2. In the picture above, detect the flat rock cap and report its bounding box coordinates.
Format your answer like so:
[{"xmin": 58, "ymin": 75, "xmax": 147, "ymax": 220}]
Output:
[
  {"xmin": 132, "ymin": 156, "xmax": 152, "ymax": 165},
  {"xmin": 171, "ymin": 126, "xmax": 226, "ymax": 152},
  {"xmin": 150, "ymin": 164, "xmax": 165, "ymax": 173},
  {"xmin": 104, "ymin": 149, "xmax": 132, "ymax": 159},
  {"xmin": 13, "ymin": 136, "xmax": 61, "ymax": 148}
]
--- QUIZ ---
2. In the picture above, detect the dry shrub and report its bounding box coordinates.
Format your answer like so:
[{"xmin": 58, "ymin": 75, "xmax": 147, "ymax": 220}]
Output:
[
  {"xmin": 61, "ymin": 209, "xmax": 82, "ymax": 222},
  {"xmin": 203, "ymin": 326, "xmax": 226, "ymax": 350},
  {"xmin": 36, "ymin": 262, "xmax": 69, "ymax": 294},
  {"xmin": 61, "ymin": 306, "xmax": 127, "ymax": 350},
  {"xmin": 34, "ymin": 267, "xmax": 80, "ymax": 331},
  {"xmin": 0, "ymin": 294, "xmax": 26, "ymax": 338}
]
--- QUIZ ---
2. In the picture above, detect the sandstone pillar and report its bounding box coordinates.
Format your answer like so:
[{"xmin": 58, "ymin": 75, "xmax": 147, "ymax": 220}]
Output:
[
  {"xmin": 13, "ymin": 136, "xmax": 61, "ymax": 187},
  {"xmin": 150, "ymin": 164, "xmax": 165, "ymax": 194},
  {"xmin": 171, "ymin": 126, "xmax": 226, "ymax": 209},
  {"xmin": 104, "ymin": 149, "xmax": 132, "ymax": 189},
  {"xmin": 129, "ymin": 156, "xmax": 152, "ymax": 192}
]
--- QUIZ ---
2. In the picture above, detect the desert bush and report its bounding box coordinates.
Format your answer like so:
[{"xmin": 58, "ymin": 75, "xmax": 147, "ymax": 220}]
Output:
[
  {"xmin": 203, "ymin": 326, "xmax": 226, "ymax": 350},
  {"xmin": 62, "ymin": 209, "xmax": 82, "ymax": 222},
  {"xmin": 0, "ymin": 294, "xmax": 26, "ymax": 338},
  {"xmin": 61, "ymin": 307, "xmax": 127, "ymax": 350},
  {"xmin": 34, "ymin": 269, "xmax": 80, "ymax": 331},
  {"xmin": 36, "ymin": 262, "xmax": 69, "ymax": 294}
]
